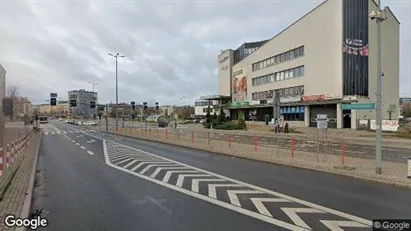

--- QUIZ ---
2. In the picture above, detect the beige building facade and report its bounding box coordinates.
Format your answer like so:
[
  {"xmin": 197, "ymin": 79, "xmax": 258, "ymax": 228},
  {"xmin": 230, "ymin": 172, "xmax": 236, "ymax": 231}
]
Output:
[{"xmin": 219, "ymin": 0, "xmax": 400, "ymax": 129}]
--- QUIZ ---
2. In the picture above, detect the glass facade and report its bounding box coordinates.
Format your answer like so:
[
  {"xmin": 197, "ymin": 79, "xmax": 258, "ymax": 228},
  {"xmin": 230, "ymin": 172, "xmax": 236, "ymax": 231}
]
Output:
[
  {"xmin": 280, "ymin": 106, "xmax": 305, "ymax": 121},
  {"xmin": 342, "ymin": 0, "xmax": 369, "ymax": 97}
]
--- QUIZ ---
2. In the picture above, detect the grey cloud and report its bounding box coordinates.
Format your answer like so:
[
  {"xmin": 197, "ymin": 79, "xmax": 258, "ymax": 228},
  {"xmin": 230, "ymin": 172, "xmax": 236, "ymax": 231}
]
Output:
[{"xmin": 0, "ymin": 0, "xmax": 410, "ymax": 106}]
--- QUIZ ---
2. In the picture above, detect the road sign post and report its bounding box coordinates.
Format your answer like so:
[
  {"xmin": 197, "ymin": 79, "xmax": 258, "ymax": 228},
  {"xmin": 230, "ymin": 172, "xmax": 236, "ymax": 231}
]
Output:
[{"xmin": 316, "ymin": 114, "xmax": 328, "ymax": 162}]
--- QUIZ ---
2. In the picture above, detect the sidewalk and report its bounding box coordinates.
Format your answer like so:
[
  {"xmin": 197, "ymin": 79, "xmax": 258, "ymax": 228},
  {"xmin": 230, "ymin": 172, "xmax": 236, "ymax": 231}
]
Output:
[
  {"xmin": 103, "ymin": 127, "xmax": 411, "ymax": 189},
  {"xmin": 0, "ymin": 131, "xmax": 40, "ymax": 231}
]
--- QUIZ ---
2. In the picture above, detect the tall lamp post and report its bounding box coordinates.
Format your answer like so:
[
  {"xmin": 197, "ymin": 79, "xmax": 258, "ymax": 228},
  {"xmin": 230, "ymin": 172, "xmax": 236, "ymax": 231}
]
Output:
[
  {"xmin": 88, "ymin": 82, "xmax": 98, "ymax": 92},
  {"xmin": 369, "ymin": 3, "xmax": 387, "ymax": 174},
  {"xmin": 108, "ymin": 53, "xmax": 125, "ymax": 130}
]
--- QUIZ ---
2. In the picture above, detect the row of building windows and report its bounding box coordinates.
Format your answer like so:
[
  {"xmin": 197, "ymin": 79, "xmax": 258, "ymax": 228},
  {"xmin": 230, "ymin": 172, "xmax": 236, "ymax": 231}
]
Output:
[
  {"xmin": 195, "ymin": 101, "xmax": 213, "ymax": 107},
  {"xmin": 251, "ymin": 46, "xmax": 305, "ymax": 72},
  {"xmin": 252, "ymin": 66, "xmax": 305, "ymax": 86}
]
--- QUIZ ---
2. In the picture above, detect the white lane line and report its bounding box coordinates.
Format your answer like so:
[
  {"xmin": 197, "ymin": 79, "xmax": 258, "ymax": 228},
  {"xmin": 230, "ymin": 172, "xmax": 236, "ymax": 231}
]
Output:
[
  {"xmin": 63, "ymin": 131, "xmax": 67, "ymax": 134},
  {"xmin": 86, "ymin": 132, "xmax": 372, "ymax": 229},
  {"xmin": 75, "ymin": 143, "xmax": 80, "ymax": 146},
  {"xmin": 51, "ymin": 132, "xmax": 55, "ymax": 135},
  {"xmin": 44, "ymin": 132, "xmax": 49, "ymax": 135},
  {"xmin": 87, "ymin": 151, "xmax": 95, "ymax": 155},
  {"xmin": 72, "ymin": 140, "xmax": 75, "ymax": 143},
  {"xmin": 80, "ymin": 146, "xmax": 86, "ymax": 150}
]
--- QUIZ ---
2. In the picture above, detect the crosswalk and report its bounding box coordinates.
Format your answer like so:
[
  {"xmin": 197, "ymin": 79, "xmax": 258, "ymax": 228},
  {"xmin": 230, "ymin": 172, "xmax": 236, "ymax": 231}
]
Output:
[
  {"xmin": 43, "ymin": 129, "xmax": 82, "ymax": 135},
  {"xmin": 103, "ymin": 140, "xmax": 371, "ymax": 231}
]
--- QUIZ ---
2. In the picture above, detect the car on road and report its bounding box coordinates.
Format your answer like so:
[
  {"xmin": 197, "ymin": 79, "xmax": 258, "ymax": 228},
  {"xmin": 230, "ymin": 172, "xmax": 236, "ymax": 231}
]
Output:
[
  {"xmin": 85, "ymin": 121, "xmax": 97, "ymax": 126},
  {"xmin": 158, "ymin": 116, "xmax": 169, "ymax": 127},
  {"xmin": 39, "ymin": 116, "xmax": 48, "ymax": 124},
  {"xmin": 199, "ymin": 119, "xmax": 206, "ymax": 125}
]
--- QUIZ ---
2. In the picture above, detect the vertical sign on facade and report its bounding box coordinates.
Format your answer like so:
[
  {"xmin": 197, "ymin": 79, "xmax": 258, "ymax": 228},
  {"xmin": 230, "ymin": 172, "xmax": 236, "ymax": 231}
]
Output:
[{"xmin": 342, "ymin": 0, "xmax": 369, "ymax": 97}]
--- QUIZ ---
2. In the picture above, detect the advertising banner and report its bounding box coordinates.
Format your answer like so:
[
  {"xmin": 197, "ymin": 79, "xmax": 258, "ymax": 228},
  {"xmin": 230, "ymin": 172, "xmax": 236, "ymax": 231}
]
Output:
[{"xmin": 370, "ymin": 120, "xmax": 399, "ymax": 132}]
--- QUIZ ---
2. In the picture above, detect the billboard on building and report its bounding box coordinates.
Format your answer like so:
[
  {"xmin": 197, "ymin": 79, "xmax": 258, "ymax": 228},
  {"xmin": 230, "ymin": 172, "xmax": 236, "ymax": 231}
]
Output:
[
  {"xmin": 342, "ymin": 0, "xmax": 369, "ymax": 97},
  {"xmin": 233, "ymin": 76, "xmax": 247, "ymax": 102}
]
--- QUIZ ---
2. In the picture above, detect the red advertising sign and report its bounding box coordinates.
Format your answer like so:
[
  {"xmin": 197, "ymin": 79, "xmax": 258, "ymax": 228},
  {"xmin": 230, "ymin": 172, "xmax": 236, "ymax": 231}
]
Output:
[{"xmin": 302, "ymin": 95, "xmax": 326, "ymax": 102}]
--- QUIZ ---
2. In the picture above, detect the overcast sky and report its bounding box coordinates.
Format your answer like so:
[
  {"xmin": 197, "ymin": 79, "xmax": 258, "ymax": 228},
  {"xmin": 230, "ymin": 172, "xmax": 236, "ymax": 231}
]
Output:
[{"xmin": 0, "ymin": 0, "xmax": 410, "ymax": 106}]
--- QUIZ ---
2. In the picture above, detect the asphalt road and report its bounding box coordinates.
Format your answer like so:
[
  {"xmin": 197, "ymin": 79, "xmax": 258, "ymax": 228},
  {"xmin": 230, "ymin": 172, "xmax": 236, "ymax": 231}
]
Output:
[{"xmin": 32, "ymin": 121, "xmax": 411, "ymax": 231}]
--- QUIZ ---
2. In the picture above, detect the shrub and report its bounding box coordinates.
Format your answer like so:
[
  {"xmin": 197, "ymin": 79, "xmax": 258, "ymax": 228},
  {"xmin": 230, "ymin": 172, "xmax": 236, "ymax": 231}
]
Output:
[
  {"xmin": 214, "ymin": 122, "xmax": 237, "ymax": 130},
  {"xmin": 237, "ymin": 118, "xmax": 246, "ymax": 130}
]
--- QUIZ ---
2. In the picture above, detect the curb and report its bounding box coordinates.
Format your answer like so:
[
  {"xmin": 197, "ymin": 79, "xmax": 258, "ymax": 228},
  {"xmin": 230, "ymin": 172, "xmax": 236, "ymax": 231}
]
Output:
[
  {"xmin": 102, "ymin": 130, "xmax": 411, "ymax": 190},
  {"xmin": 16, "ymin": 131, "xmax": 42, "ymax": 231}
]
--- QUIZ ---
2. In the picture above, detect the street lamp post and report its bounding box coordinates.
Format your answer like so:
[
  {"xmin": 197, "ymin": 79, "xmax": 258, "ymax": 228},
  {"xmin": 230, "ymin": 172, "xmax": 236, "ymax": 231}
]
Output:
[
  {"xmin": 88, "ymin": 82, "xmax": 98, "ymax": 92},
  {"xmin": 369, "ymin": 3, "xmax": 387, "ymax": 174},
  {"xmin": 108, "ymin": 53, "xmax": 125, "ymax": 131}
]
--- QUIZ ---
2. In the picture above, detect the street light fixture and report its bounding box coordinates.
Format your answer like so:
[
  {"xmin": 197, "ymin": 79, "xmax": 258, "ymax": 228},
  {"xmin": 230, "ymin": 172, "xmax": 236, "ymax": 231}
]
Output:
[
  {"xmin": 369, "ymin": 5, "xmax": 387, "ymax": 174},
  {"xmin": 108, "ymin": 52, "xmax": 125, "ymax": 130},
  {"xmin": 88, "ymin": 82, "xmax": 98, "ymax": 92}
]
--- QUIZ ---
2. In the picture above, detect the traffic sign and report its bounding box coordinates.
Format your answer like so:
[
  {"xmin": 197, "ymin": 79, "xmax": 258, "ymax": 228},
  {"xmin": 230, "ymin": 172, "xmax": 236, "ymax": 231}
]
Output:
[
  {"xmin": 316, "ymin": 114, "xmax": 328, "ymax": 129},
  {"xmin": 340, "ymin": 103, "xmax": 375, "ymax": 110}
]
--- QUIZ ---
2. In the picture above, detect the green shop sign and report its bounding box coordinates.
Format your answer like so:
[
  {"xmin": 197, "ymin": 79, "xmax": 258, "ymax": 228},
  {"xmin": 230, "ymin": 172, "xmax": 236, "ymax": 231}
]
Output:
[{"xmin": 230, "ymin": 101, "xmax": 250, "ymax": 108}]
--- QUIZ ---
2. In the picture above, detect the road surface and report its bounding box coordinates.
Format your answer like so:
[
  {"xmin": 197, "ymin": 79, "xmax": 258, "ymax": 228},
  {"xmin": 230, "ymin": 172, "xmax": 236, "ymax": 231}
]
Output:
[{"xmin": 32, "ymin": 121, "xmax": 411, "ymax": 231}]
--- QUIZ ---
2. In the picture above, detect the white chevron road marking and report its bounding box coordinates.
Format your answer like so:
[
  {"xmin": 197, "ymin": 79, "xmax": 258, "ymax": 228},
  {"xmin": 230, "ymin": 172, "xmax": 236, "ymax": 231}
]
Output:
[
  {"xmin": 131, "ymin": 161, "xmax": 171, "ymax": 172},
  {"xmin": 115, "ymin": 157, "xmax": 134, "ymax": 165},
  {"xmin": 227, "ymin": 190, "xmax": 263, "ymax": 207},
  {"xmin": 192, "ymin": 179, "xmax": 226, "ymax": 193},
  {"xmin": 87, "ymin": 151, "xmax": 95, "ymax": 155},
  {"xmin": 250, "ymin": 198, "xmax": 291, "ymax": 217},
  {"xmin": 140, "ymin": 163, "xmax": 177, "ymax": 174},
  {"xmin": 86, "ymin": 133, "xmax": 372, "ymax": 230},
  {"xmin": 176, "ymin": 174, "xmax": 209, "ymax": 188},
  {"xmin": 163, "ymin": 170, "xmax": 198, "ymax": 183},
  {"xmin": 111, "ymin": 155, "xmax": 131, "ymax": 162},
  {"xmin": 150, "ymin": 166, "xmax": 188, "ymax": 179},
  {"xmin": 86, "ymin": 139, "xmax": 96, "ymax": 143},
  {"xmin": 281, "ymin": 208, "xmax": 326, "ymax": 229},
  {"xmin": 320, "ymin": 220, "xmax": 369, "ymax": 231},
  {"xmin": 208, "ymin": 184, "xmax": 242, "ymax": 199},
  {"xmin": 123, "ymin": 159, "xmax": 138, "ymax": 169}
]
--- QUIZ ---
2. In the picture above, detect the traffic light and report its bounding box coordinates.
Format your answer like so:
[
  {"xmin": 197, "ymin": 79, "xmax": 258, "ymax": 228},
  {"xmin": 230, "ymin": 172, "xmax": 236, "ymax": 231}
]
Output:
[
  {"xmin": 155, "ymin": 102, "xmax": 159, "ymax": 111},
  {"xmin": 90, "ymin": 101, "xmax": 96, "ymax": 108},
  {"xmin": 70, "ymin": 99, "xmax": 77, "ymax": 107},
  {"xmin": 50, "ymin": 98, "xmax": 57, "ymax": 106},
  {"xmin": 131, "ymin": 101, "xmax": 135, "ymax": 110},
  {"xmin": 143, "ymin": 102, "xmax": 147, "ymax": 110}
]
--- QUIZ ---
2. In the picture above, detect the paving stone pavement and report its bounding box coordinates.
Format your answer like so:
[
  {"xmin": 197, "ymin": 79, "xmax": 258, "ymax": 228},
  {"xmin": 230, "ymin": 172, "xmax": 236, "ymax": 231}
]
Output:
[
  {"xmin": 103, "ymin": 128, "xmax": 411, "ymax": 188},
  {"xmin": 0, "ymin": 132, "xmax": 40, "ymax": 231}
]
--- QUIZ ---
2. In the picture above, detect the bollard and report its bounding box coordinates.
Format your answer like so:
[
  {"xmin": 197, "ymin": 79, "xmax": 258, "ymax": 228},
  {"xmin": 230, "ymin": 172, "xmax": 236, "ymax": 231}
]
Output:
[
  {"xmin": 0, "ymin": 148, "xmax": 3, "ymax": 177},
  {"xmin": 166, "ymin": 129, "xmax": 168, "ymax": 140},
  {"xmin": 11, "ymin": 141, "xmax": 15, "ymax": 163},
  {"xmin": 254, "ymin": 135, "xmax": 258, "ymax": 152},
  {"xmin": 6, "ymin": 144, "xmax": 10, "ymax": 169},
  {"xmin": 228, "ymin": 134, "xmax": 232, "ymax": 148},
  {"xmin": 191, "ymin": 131, "xmax": 194, "ymax": 143},
  {"xmin": 407, "ymin": 157, "xmax": 411, "ymax": 179},
  {"xmin": 341, "ymin": 140, "xmax": 345, "ymax": 165},
  {"xmin": 291, "ymin": 137, "xmax": 295, "ymax": 158}
]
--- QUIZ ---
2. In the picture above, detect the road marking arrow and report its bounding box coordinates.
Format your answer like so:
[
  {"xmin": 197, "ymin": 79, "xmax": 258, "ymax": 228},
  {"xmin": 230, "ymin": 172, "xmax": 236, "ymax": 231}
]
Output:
[
  {"xmin": 320, "ymin": 220, "xmax": 369, "ymax": 231},
  {"xmin": 250, "ymin": 198, "xmax": 290, "ymax": 217},
  {"xmin": 150, "ymin": 166, "xmax": 188, "ymax": 179},
  {"xmin": 86, "ymin": 139, "xmax": 96, "ymax": 143},
  {"xmin": 163, "ymin": 170, "xmax": 198, "ymax": 183},
  {"xmin": 208, "ymin": 184, "xmax": 242, "ymax": 199},
  {"xmin": 227, "ymin": 190, "xmax": 263, "ymax": 207},
  {"xmin": 192, "ymin": 179, "xmax": 226, "ymax": 193},
  {"xmin": 176, "ymin": 174, "xmax": 209, "ymax": 188},
  {"xmin": 281, "ymin": 208, "xmax": 325, "ymax": 230}
]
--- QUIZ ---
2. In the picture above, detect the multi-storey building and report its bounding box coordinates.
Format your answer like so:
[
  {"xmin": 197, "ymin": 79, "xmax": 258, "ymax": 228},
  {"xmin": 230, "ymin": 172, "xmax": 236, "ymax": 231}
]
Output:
[
  {"xmin": 218, "ymin": 0, "xmax": 400, "ymax": 129},
  {"xmin": 68, "ymin": 89, "xmax": 98, "ymax": 119}
]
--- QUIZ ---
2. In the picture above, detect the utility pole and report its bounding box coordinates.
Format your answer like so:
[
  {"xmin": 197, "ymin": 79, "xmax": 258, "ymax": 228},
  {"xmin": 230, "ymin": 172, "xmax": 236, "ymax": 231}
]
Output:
[
  {"xmin": 370, "ymin": 2, "xmax": 387, "ymax": 174},
  {"xmin": 108, "ymin": 53, "xmax": 125, "ymax": 131}
]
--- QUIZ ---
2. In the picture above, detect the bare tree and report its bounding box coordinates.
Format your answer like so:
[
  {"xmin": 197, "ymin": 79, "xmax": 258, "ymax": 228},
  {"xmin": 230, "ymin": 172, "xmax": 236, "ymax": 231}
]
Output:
[
  {"xmin": 6, "ymin": 85, "xmax": 19, "ymax": 98},
  {"xmin": 6, "ymin": 85, "xmax": 19, "ymax": 121}
]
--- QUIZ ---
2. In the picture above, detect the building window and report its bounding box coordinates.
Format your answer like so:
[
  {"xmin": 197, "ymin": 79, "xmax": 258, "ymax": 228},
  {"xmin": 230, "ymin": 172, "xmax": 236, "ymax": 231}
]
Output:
[{"xmin": 251, "ymin": 46, "xmax": 305, "ymax": 72}]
